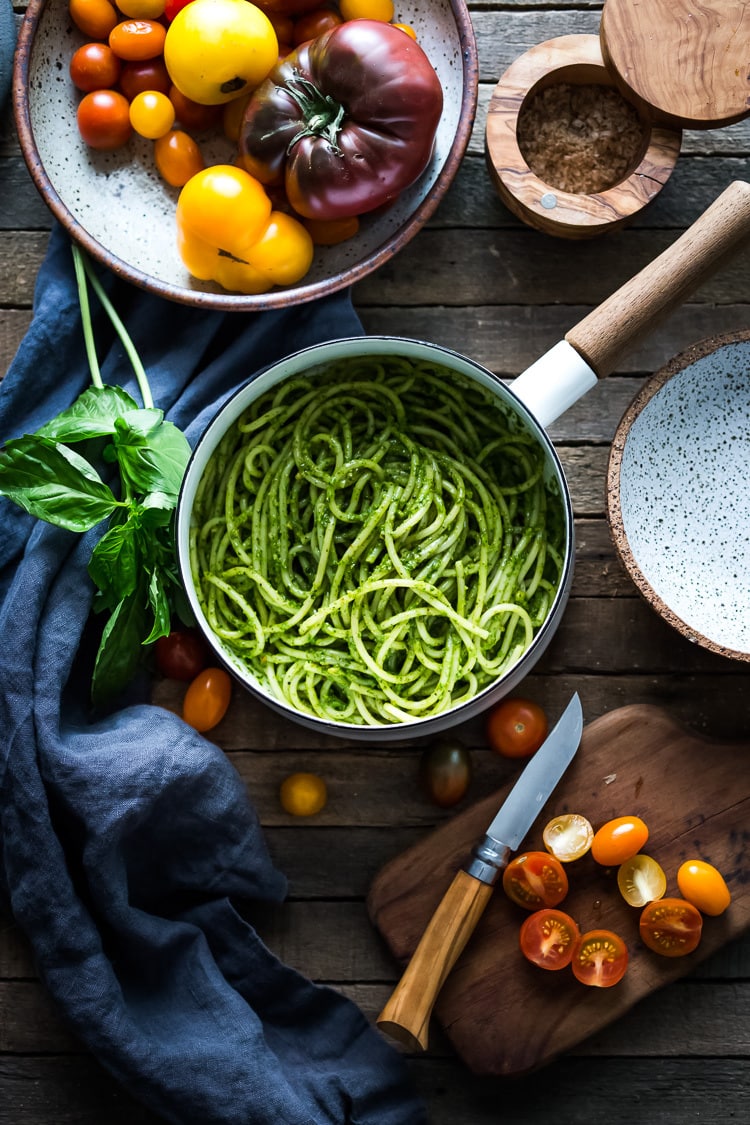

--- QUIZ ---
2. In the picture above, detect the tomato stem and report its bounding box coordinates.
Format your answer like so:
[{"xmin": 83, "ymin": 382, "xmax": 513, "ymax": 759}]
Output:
[{"xmin": 285, "ymin": 71, "xmax": 345, "ymax": 155}]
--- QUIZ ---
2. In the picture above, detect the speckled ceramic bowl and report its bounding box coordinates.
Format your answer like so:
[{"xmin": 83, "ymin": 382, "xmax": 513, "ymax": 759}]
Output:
[
  {"xmin": 13, "ymin": 0, "xmax": 477, "ymax": 310},
  {"xmin": 607, "ymin": 331, "xmax": 750, "ymax": 661}
]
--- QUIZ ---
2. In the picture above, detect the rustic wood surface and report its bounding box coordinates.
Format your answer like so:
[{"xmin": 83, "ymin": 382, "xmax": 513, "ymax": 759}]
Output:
[{"xmin": 2, "ymin": 0, "xmax": 750, "ymax": 1122}]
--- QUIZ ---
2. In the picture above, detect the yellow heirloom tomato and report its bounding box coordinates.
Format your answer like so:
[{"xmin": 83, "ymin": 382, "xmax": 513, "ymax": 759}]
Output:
[
  {"xmin": 164, "ymin": 0, "xmax": 278, "ymax": 105},
  {"xmin": 176, "ymin": 164, "xmax": 313, "ymax": 294}
]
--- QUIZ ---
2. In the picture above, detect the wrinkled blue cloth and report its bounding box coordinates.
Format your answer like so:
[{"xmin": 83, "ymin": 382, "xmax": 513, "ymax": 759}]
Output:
[{"xmin": 0, "ymin": 225, "xmax": 426, "ymax": 1125}]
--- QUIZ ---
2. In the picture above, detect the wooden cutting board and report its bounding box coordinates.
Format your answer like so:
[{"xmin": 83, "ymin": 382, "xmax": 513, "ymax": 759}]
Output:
[{"xmin": 367, "ymin": 705, "xmax": 750, "ymax": 1076}]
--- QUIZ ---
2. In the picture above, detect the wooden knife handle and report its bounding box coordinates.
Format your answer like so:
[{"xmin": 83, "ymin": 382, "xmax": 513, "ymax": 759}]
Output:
[
  {"xmin": 566, "ymin": 179, "xmax": 750, "ymax": 378},
  {"xmin": 376, "ymin": 869, "xmax": 494, "ymax": 1052}
]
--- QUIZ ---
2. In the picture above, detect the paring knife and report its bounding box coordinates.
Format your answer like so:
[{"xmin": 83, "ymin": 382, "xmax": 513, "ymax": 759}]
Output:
[{"xmin": 377, "ymin": 692, "xmax": 584, "ymax": 1051}]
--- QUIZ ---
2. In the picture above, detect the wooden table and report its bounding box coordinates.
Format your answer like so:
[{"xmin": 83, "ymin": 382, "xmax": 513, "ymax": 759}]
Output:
[{"xmin": 2, "ymin": 2, "xmax": 750, "ymax": 1121}]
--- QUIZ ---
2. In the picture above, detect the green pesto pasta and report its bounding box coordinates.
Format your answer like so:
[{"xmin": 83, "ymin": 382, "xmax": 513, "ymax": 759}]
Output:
[{"xmin": 189, "ymin": 356, "xmax": 565, "ymax": 725}]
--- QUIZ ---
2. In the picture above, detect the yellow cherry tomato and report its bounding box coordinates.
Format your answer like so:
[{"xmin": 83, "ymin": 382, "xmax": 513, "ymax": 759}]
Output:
[
  {"xmin": 129, "ymin": 90, "xmax": 176, "ymax": 138},
  {"xmin": 617, "ymin": 854, "xmax": 667, "ymax": 908},
  {"xmin": 542, "ymin": 813, "xmax": 594, "ymax": 862},
  {"xmin": 279, "ymin": 772, "xmax": 327, "ymax": 817},
  {"xmin": 339, "ymin": 0, "xmax": 393, "ymax": 19},
  {"xmin": 164, "ymin": 0, "xmax": 278, "ymax": 105},
  {"xmin": 591, "ymin": 815, "xmax": 649, "ymax": 867},
  {"xmin": 677, "ymin": 859, "xmax": 731, "ymax": 916},
  {"xmin": 116, "ymin": 0, "xmax": 166, "ymax": 17}
]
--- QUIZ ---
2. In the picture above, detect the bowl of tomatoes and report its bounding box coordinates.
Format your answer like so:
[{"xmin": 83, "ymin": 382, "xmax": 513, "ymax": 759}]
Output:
[{"xmin": 13, "ymin": 0, "xmax": 478, "ymax": 309}]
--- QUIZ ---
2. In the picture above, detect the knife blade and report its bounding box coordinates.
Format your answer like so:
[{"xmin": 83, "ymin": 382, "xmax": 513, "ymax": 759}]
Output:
[{"xmin": 376, "ymin": 692, "xmax": 583, "ymax": 1051}]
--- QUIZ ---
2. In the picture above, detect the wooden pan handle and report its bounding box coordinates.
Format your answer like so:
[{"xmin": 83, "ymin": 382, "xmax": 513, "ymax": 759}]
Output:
[
  {"xmin": 566, "ymin": 180, "xmax": 750, "ymax": 378},
  {"xmin": 376, "ymin": 869, "xmax": 493, "ymax": 1051}
]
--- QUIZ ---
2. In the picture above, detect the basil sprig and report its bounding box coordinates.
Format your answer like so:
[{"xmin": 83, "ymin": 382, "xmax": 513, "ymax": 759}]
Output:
[{"xmin": 0, "ymin": 245, "xmax": 191, "ymax": 707}]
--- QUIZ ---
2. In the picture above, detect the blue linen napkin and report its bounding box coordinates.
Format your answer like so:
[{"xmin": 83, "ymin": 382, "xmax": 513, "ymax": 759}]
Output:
[{"xmin": 0, "ymin": 225, "xmax": 426, "ymax": 1125}]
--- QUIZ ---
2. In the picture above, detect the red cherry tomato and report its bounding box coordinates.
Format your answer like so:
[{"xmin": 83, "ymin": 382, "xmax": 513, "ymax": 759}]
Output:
[
  {"xmin": 591, "ymin": 815, "xmax": 649, "ymax": 866},
  {"xmin": 76, "ymin": 89, "xmax": 133, "ymax": 150},
  {"xmin": 168, "ymin": 85, "xmax": 223, "ymax": 132},
  {"xmin": 164, "ymin": 0, "xmax": 194, "ymax": 19},
  {"xmin": 292, "ymin": 7, "xmax": 342, "ymax": 45},
  {"xmin": 155, "ymin": 629, "xmax": 209, "ymax": 681},
  {"xmin": 502, "ymin": 851, "xmax": 568, "ymax": 911},
  {"xmin": 109, "ymin": 19, "xmax": 167, "ymax": 61},
  {"xmin": 571, "ymin": 929, "xmax": 629, "ymax": 987},
  {"xmin": 182, "ymin": 667, "xmax": 232, "ymax": 733},
  {"xmin": 69, "ymin": 42, "xmax": 122, "ymax": 92},
  {"xmin": 639, "ymin": 897, "xmax": 703, "ymax": 958},
  {"xmin": 485, "ymin": 698, "xmax": 549, "ymax": 758},
  {"xmin": 519, "ymin": 909, "xmax": 580, "ymax": 971},
  {"xmin": 119, "ymin": 57, "xmax": 171, "ymax": 99}
]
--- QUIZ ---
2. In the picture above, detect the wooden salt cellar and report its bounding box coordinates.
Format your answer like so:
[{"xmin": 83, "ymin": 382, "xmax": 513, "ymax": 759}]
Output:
[{"xmin": 486, "ymin": 0, "xmax": 750, "ymax": 239}]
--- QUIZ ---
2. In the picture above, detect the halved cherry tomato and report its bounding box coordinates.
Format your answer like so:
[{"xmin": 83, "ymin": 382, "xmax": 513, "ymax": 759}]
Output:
[
  {"xmin": 639, "ymin": 897, "xmax": 703, "ymax": 957},
  {"xmin": 129, "ymin": 90, "xmax": 176, "ymax": 138},
  {"xmin": 182, "ymin": 667, "xmax": 232, "ymax": 732},
  {"xmin": 676, "ymin": 859, "xmax": 731, "ymax": 917},
  {"xmin": 69, "ymin": 43, "xmax": 122, "ymax": 92},
  {"xmin": 519, "ymin": 909, "xmax": 580, "ymax": 971},
  {"xmin": 617, "ymin": 853, "xmax": 667, "ymax": 908},
  {"xmin": 154, "ymin": 628, "xmax": 209, "ymax": 681},
  {"xmin": 542, "ymin": 813, "xmax": 593, "ymax": 862},
  {"xmin": 119, "ymin": 57, "xmax": 171, "ymax": 99},
  {"xmin": 502, "ymin": 851, "xmax": 568, "ymax": 911},
  {"xmin": 109, "ymin": 19, "xmax": 167, "ymax": 62},
  {"xmin": 591, "ymin": 815, "xmax": 649, "ymax": 866},
  {"xmin": 69, "ymin": 0, "xmax": 119, "ymax": 40},
  {"xmin": 419, "ymin": 738, "xmax": 472, "ymax": 809},
  {"xmin": 486, "ymin": 698, "xmax": 548, "ymax": 759},
  {"xmin": 76, "ymin": 89, "xmax": 133, "ymax": 149},
  {"xmin": 279, "ymin": 772, "xmax": 327, "ymax": 817},
  {"xmin": 154, "ymin": 129, "xmax": 205, "ymax": 186},
  {"xmin": 571, "ymin": 929, "xmax": 628, "ymax": 987}
]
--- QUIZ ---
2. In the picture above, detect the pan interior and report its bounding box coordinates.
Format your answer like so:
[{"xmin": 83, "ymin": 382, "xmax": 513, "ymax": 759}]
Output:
[{"xmin": 618, "ymin": 341, "xmax": 750, "ymax": 652}]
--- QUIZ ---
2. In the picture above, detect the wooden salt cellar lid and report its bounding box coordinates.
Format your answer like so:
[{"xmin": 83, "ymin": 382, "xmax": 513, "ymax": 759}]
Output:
[{"xmin": 601, "ymin": 0, "xmax": 750, "ymax": 130}]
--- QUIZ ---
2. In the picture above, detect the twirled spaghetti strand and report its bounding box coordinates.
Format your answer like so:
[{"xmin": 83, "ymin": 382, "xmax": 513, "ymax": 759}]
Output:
[{"xmin": 189, "ymin": 358, "xmax": 565, "ymax": 725}]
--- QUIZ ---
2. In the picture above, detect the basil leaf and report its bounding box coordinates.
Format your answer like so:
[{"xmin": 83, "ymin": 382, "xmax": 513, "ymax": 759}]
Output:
[
  {"xmin": 0, "ymin": 435, "xmax": 119, "ymax": 531},
  {"xmin": 36, "ymin": 385, "xmax": 140, "ymax": 442},
  {"xmin": 89, "ymin": 519, "xmax": 139, "ymax": 606},
  {"xmin": 113, "ymin": 412, "xmax": 191, "ymax": 500},
  {"xmin": 91, "ymin": 582, "xmax": 148, "ymax": 708},
  {"xmin": 144, "ymin": 566, "xmax": 172, "ymax": 645}
]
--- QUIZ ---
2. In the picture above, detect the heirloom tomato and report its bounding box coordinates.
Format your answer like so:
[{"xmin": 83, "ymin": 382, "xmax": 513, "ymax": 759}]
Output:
[
  {"xmin": 676, "ymin": 860, "xmax": 731, "ymax": 916},
  {"xmin": 502, "ymin": 851, "xmax": 568, "ymax": 911},
  {"xmin": 69, "ymin": 43, "xmax": 122, "ymax": 92},
  {"xmin": 616, "ymin": 854, "xmax": 667, "ymax": 908},
  {"xmin": 279, "ymin": 772, "xmax": 328, "ymax": 817},
  {"xmin": 164, "ymin": 0, "xmax": 278, "ymax": 105},
  {"xmin": 419, "ymin": 738, "xmax": 472, "ymax": 809},
  {"xmin": 182, "ymin": 667, "xmax": 232, "ymax": 732},
  {"xmin": 519, "ymin": 909, "xmax": 580, "ymax": 971},
  {"xmin": 239, "ymin": 19, "xmax": 443, "ymax": 220},
  {"xmin": 77, "ymin": 89, "xmax": 132, "ymax": 149},
  {"xmin": 591, "ymin": 815, "xmax": 649, "ymax": 866},
  {"xmin": 639, "ymin": 897, "xmax": 703, "ymax": 957},
  {"xmin": 542, "ymin": 813, "xmax": 593, "ymax": 862},
  {"xmin": 571, "ymin": 930, "xmax": 628, "ymax": 987},
  {"xmin": 486, "ymin": 697, "xmax": 548, "ymax": 758}
]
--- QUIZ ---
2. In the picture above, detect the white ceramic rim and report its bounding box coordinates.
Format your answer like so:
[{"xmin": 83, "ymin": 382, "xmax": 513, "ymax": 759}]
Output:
[{"xmin": 176, "ymin": 336, "xmax": 575, "ymax": 742}]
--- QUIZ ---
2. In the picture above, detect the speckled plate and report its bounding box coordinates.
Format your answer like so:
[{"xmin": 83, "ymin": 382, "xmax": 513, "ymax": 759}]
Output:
[
  {"xmin": 13, "ymin": 0, "xmax": 477, "ymax": 309},
  {"xmin": 607, "ymin": 331, "xmax": 750, "ymax": 661}
]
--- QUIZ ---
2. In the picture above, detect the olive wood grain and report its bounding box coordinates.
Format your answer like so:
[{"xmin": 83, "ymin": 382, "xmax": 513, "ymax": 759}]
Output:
[
  {"xmin": 376, "ymin": 869, "xmax": 493, "ymax": 1050},
  {"xmin": 566, "ymin": 180, "xmax": 750, "ymax": 377}
]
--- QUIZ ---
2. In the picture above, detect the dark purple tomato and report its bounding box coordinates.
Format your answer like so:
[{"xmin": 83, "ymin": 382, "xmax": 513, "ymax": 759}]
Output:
[
  {"xmin": 154, "ymin": 628, "xmax": 209, "ymax": 681},
  {"xmin": 419, "ymin": 738, "xmax": 473, "ymax": 808}
]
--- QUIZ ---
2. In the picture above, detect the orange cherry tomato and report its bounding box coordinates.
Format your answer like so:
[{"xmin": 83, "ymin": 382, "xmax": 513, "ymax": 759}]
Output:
[
  {"xmin": 519, "ymin": 909, "xmax": 580, "ymax": 971},
  {"xmin": 571, "ymin": 930, "xmax": 628, "ymax": 987},
  {"xmin": 129, "ymin": 89, "xmax": 176, "ymax": 138},
  {"xmin": 292, "ymin": 7, "xmax": 342, "ymax": 44},
  {"xmin": 303, "ymin": 215, "xmax": 360, "ymax": 245},
  {"xmin": 392, "ymin": 22, "xmax": 417, "ymax": 39},
  {"xmin": 119, "ymin": 57, "xmax": 171, "ymax": 99},
  {"xmin": 109, "ymin": 19, "xmax": 167, "ymax": 61},
  {"xmin": 639, "ymin": 897, "xmax": 703, "ymax": 958},
  {"xmin": 168, "ymin": 85, "xmax": 223, "ymax": 132},
  {"xmin": 591, "ymin": 815, "xmax": 649, "ymax": 866},
  {"xmin": 486, "ymin": 698, "xmax": 548, "ymax": 759},
  {"xmin": 339, "ymin": 0, "xmax": 393, "ymax": 19},
  {"xmin": 676, "ymin": 860, "xmax": 731, "ymax": 917},
  {"xmin": 502, "ymin": 851, "xmax": 568, "ymax": 911},
  {"xmin": 279, "ymin": 772, "xmax": 328, "ymax": 817},
  {"xmin": 70, "ymin": 42, "xmax": 121, "ymax": 91},
  {"xmin": 69, "ymin": 0, "xmax": 119, "ymax": 40},
  {"xmin": 76, "ymin": 89, "xmax": 133, "ymax": 149},
  {"xmin": 542, "ymin": 813, "xmax": 594, "ymax": 862},
  {"xmin": 154, "ymin": 129, "xmax": 205, "ymax": 186},
  {"xmin": 182, "ymin": 667, "xmax": 232, "ymax": 732}
]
